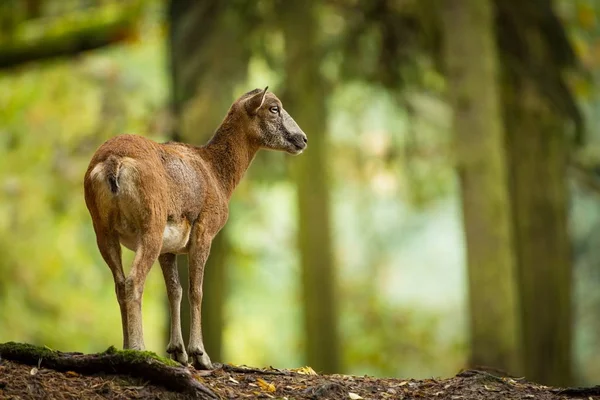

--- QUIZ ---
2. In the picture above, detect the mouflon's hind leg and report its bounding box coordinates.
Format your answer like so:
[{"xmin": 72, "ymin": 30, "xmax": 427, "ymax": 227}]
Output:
[
  {"xmin": 95, "ymin": 229, "xmax": 129, "ymax": 349},
  {"xmin": 124, "ymin": 233, "xmax": 163, "ymax": 350},
  {"xmin": 187, "ymin": 231, "xmax": 214, "ymax": 370},
  {"xmin": 159, "ymin": 253, "xmax": 188, "ymax": 364}
]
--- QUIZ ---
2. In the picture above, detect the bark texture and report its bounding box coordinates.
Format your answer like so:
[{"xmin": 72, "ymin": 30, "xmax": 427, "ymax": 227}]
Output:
[
  {"xmin": 282, "ymin": 0, "xmax": 340, "ymax": 374},
  {"xmin": 442, "ymin": 0, "xmax": 521, "ymax": 374},
  {"xmin": 503, "ymin": 69, "xmax": 572, "ymax": 387},
  {"xmin": 496, "ymin": 2, "xmax": 575, "ymax": 384}
]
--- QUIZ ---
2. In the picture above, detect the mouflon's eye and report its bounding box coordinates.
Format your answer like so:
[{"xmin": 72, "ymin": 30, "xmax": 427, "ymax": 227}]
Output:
[{"xmin": 269, "ymin": 106, "xmax": 279, "ymax": 114}]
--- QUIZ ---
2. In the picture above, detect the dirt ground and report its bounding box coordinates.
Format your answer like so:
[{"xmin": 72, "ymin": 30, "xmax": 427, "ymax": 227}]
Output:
[{"xmin": 2, "ymin": 355, "xmax": 597, "ymax": 400}]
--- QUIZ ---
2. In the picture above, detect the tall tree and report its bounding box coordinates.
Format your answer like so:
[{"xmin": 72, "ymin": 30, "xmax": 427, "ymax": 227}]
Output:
[
  {"xmin": 168, "ymin": 0, "xmax": 251, "ymax": 362},
  {"xmin": 442, "ymin": 0, "xmax": 522, "ymax": 373},
  {"xmin": 503, "ymin": 80, "xmax": 571, "ymax": 385},
  {"xmin": 497, "ymin": 0, "xmax": 576, "ymax": 385},
  {"xmin": 281, "ymin": 0, "xmax": 340, "ymax": 373}
]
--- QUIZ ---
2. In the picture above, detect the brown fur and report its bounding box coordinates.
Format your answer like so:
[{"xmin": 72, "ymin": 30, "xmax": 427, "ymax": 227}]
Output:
[{"xmin": 83, "ymin": 88, "xmax": 306, "ymax": 369}]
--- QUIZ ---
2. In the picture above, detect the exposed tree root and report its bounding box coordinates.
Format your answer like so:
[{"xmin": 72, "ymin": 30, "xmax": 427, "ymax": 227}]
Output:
[
  {"xmin": 555, "ymin": 386, "xmax": 600, "ymax": 396},
  {"xmin": 0, "ymin": 342, "xmax": 218, "ymax": 399},
  {"xmin": 220, "ymin": 363, "xmax": 291, "ymax": 376}
]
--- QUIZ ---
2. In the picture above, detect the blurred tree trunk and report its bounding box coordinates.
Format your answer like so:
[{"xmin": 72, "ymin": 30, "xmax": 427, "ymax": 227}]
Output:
[
  {"xmin": 281, "ymin": 0, "xmax": 340, "ymax": 374},
  {"xmin": 442, "ymin": 0, "xmax": 521, "ymax": 373},
  {"xmin": 168, "ymin": 0, "xmax": 250, "ymax": 362},
  {"xmin": 502, "ymin": 56, "xmax": 572, "ymax": 386}
]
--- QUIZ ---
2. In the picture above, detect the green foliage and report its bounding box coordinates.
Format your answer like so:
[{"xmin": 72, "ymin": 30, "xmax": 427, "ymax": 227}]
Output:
[{"xmin": 0, "ymin": 0, "xmax": 143, "ymax": 68}]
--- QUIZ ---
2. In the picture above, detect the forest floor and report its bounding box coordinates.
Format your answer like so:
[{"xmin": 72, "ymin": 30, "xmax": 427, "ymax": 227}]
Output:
[{"xmin": 0, "ymin": 343, "xmax": 598, "ymax": 400}]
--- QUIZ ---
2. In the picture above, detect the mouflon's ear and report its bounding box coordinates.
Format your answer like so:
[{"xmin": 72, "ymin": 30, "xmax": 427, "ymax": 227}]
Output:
[{"xmin": 245, "ymin": 86, "xmax": 268, "ymax": 115}]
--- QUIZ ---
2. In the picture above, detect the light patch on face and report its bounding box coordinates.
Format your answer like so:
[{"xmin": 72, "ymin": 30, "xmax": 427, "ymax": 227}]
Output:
[
  {"xmin": 258, "ymin": 112, "xmax": 298, "ymax": 153},
  {"xmin": 261, "ymin": 119, "xmax": 288, "ymax": 150}
]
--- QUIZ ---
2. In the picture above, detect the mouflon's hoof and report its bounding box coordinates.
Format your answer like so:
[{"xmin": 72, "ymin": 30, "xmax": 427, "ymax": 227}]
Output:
[{"xmin": 189, "ymin": 350, "xmax": 213, "ymax": 370}]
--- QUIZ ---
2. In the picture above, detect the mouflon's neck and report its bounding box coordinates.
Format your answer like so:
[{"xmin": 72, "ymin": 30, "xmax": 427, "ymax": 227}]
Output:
[{"xmin": 201, "ymin": 122, "xmax": 260, "ymax": 198}]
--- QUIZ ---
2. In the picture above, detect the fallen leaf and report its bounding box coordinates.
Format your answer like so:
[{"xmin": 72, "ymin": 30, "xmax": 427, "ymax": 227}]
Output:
[
  {"xmin": 349, "ymin": 393, "xmax": 363, "ymax": 399},
  {"xmin": 256, "ymin": 378, "xmax": 276, "ymax": 393},
  {"xmin": 65, "ymin": 371, "xmax": 79, "ymax": 377},
  {"xmin": 292, "ymin": 366, "xmax": 318, "ymax": 375},
  {"xmin": 484, "ymin": 385, "xmax": 500, "ymax": 392}
]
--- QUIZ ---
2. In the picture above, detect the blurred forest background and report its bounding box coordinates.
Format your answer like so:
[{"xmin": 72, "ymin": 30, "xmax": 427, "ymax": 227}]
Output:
[{"xmin": 1, "ymin": 0, "xmax": 600, "ymax": 388}]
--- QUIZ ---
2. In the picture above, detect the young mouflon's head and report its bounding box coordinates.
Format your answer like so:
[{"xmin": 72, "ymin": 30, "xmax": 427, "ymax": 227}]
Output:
[{"xmin": 239, "ymin": 87, "xmax": 307, "ymax": 155}]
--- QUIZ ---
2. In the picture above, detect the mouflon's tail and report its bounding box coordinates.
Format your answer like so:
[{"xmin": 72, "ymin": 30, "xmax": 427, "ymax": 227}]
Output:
[{"xmin": 103, "ymin": 155, "xmax": 122, "ymax": 194}]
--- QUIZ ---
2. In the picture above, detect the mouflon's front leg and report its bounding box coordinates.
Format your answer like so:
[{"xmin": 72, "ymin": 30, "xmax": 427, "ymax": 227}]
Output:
[{"xmin": 187, "ymin": 229, "xmax": 214, "ymax": 370}]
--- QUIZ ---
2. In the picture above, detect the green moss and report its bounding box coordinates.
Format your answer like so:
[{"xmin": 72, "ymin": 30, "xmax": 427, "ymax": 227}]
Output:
[
  {"xmin": 0, "ymin": 341, "xmax": 59, "ymax": 360},
  {"xmin": 102, "ymin": 346, "xmax": 180, "ymax": 367}
]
